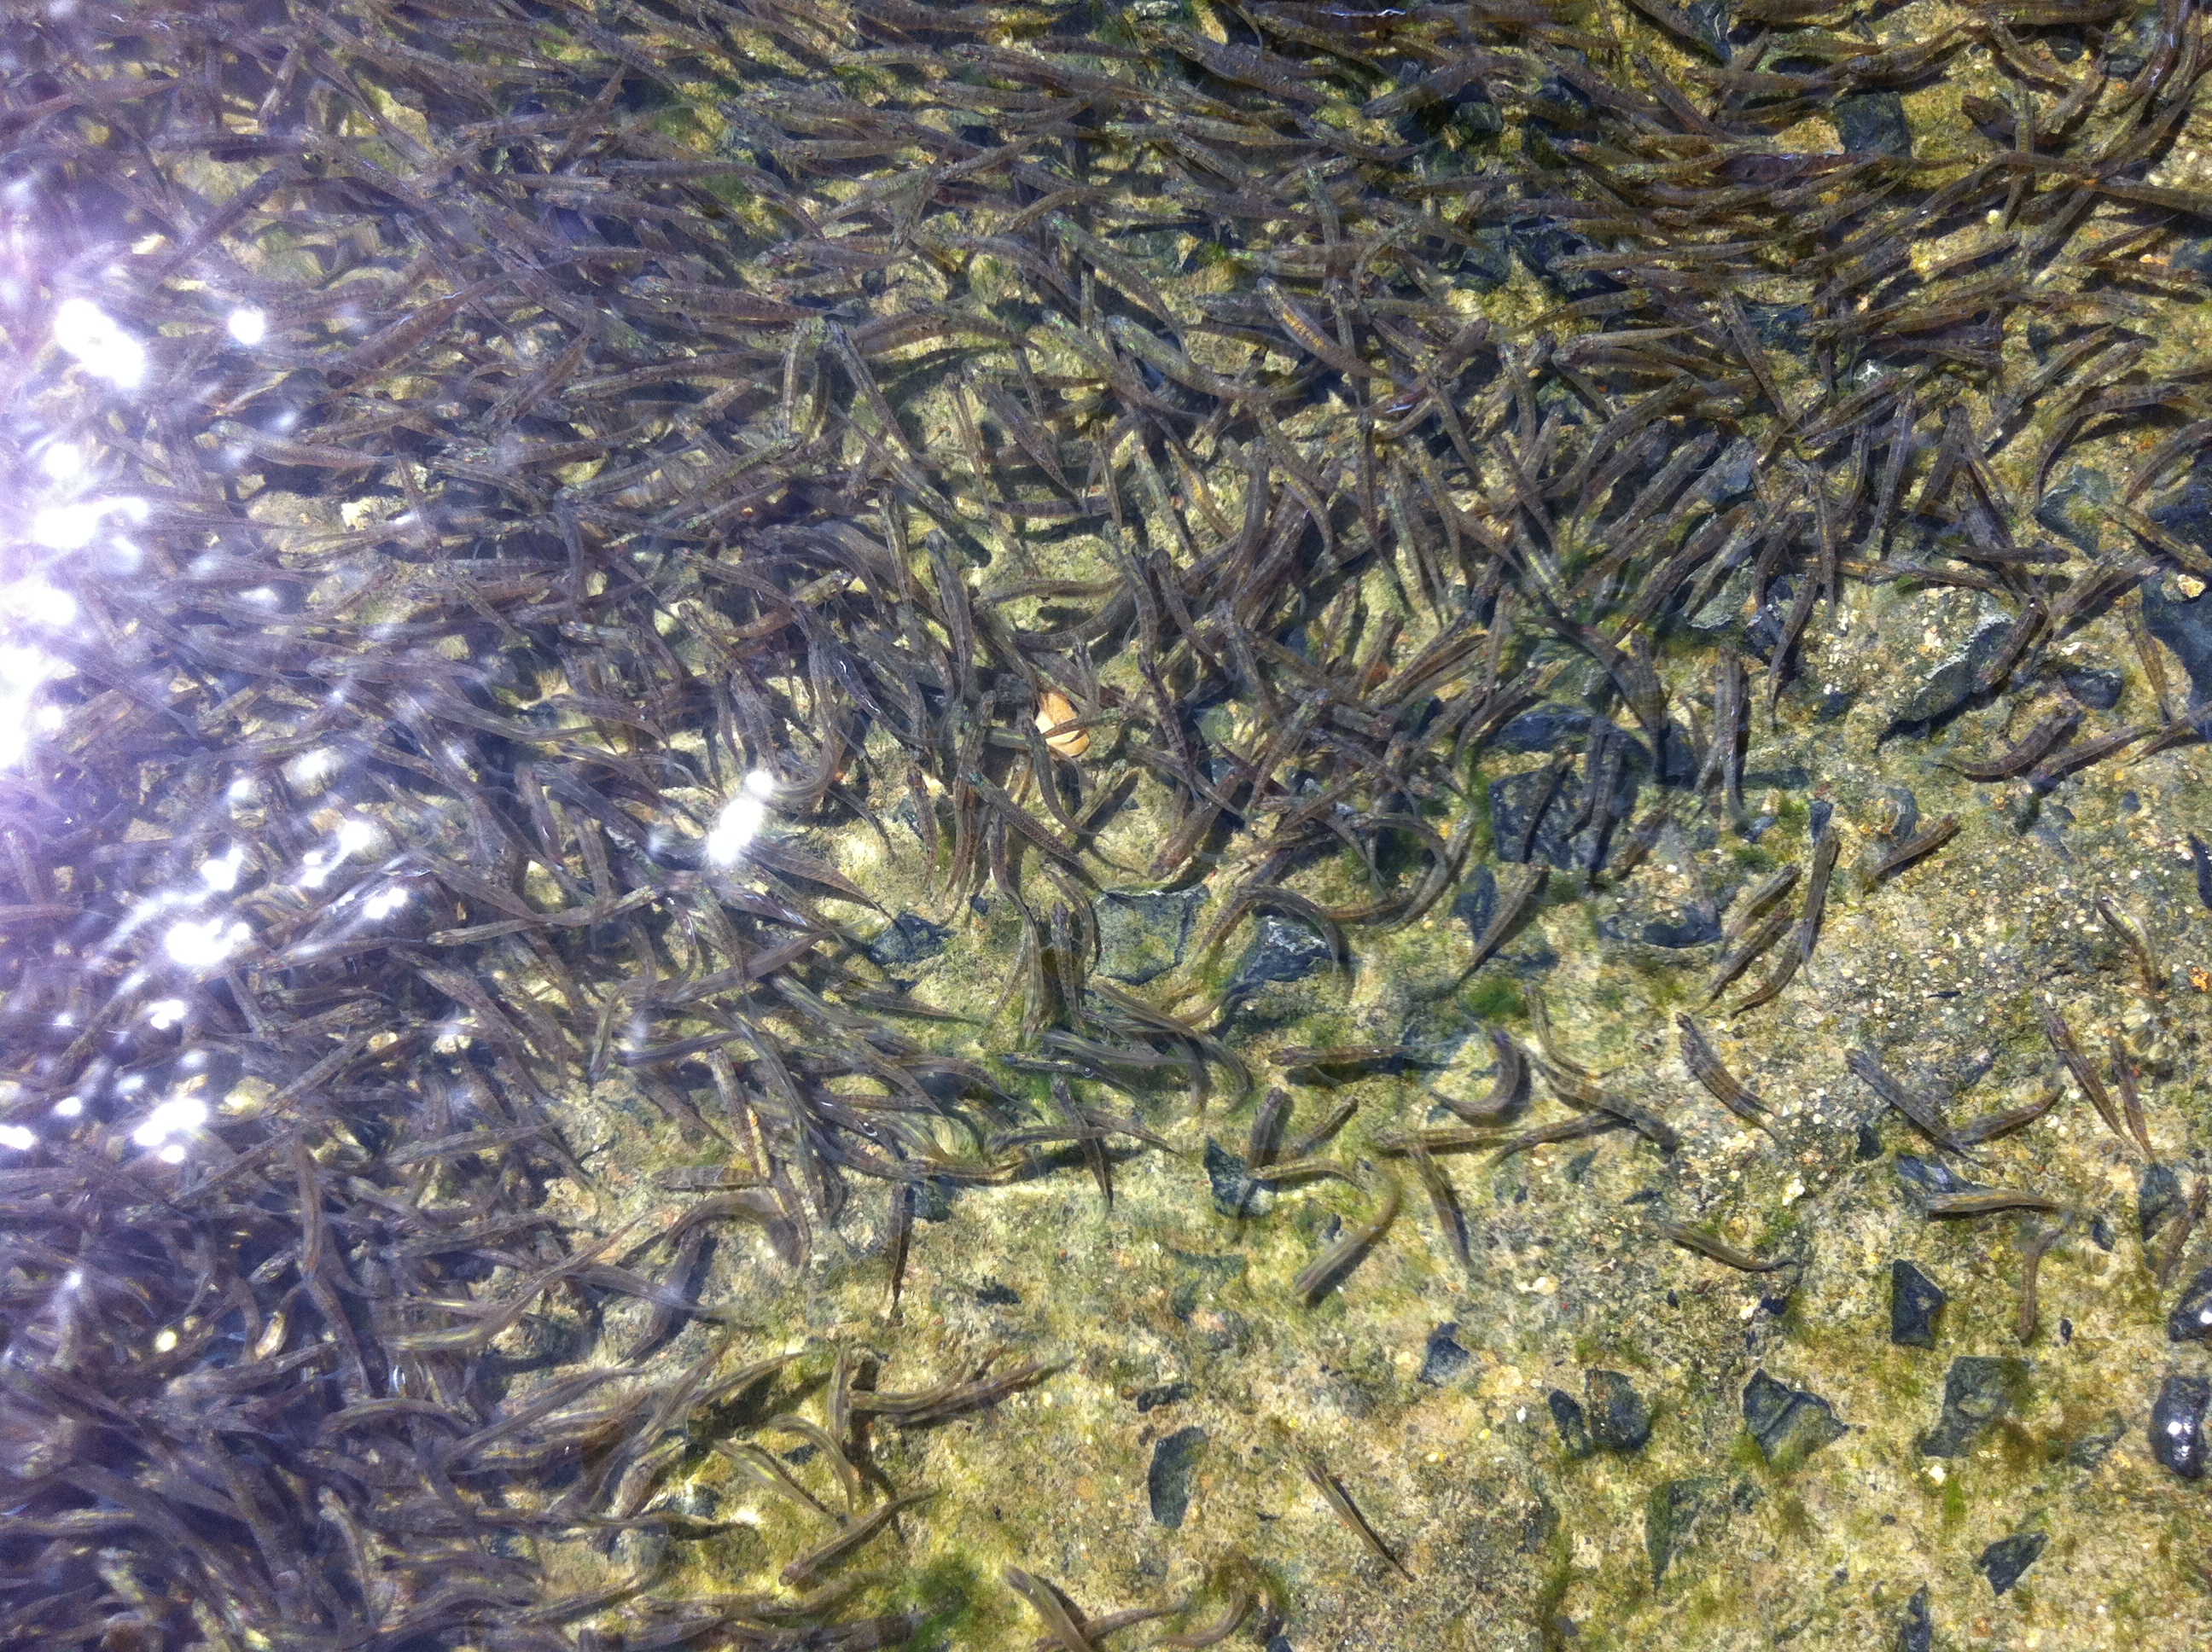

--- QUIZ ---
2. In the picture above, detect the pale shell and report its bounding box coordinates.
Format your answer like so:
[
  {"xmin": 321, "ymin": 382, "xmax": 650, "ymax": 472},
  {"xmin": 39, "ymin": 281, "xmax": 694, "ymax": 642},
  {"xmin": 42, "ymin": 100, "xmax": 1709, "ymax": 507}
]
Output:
[{"xmin": 1036, "ymin": 691, "xmax": 1088, "ymax": 759}]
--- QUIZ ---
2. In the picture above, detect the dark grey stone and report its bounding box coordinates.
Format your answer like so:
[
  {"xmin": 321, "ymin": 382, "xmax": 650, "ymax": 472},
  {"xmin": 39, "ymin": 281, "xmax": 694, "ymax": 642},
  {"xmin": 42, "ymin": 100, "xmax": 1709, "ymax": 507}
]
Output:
[
  {"xmin": 2170, "ymin": 1267, "xmax": 2212, "ymax": 1342},
  {"xmin": 2152, "ymin": 1372, "xmax": 2210, "ymax": 1479},
  {"xmin": 975, "ymin": 1279, "xmax": 1020, "ymax": 1306},
  {"xmin": 1586, "ymin": 1370, "xmax": 1652, "ymax": 1453},
  {"xmin": 1836, "ymin": 90, "xmax": 1912, "ymax": 157},
  {"xmin": 2143, "ymin": 580, "xmax": 2212, "ymax": 705},
  {"xmin": 2059, "ymin": 665, "xmax": 2125, "ymax": 711},
  {"xmin": 1202, "ymin": 1138, "xmax": 1271, "ymax": 1218},
  {"xmin": 1745, "ymin": 303, "xmax": 1811, "ymax": 354},
  {"xmin": 1977, "ymin": 1531, "xmax": 2046, "ymax": 1596},
  {"xmin": 1645, "ymin": 1476, "xmax": 1720, "ymax": 1584},
  {"xmin": 1148, "ymin": 1426, "xmax": 1207, "ymax": 1527},
  {"xmin": 1228, "ymin": 916, "xmax": 1334, "ymax": 994},
  {"xmin": 1743, "ymin": 1370, "xmax": 1848, "ymax": 1471},
  {"xmin": 1854, "ymin": 1122, "xmax": 1884, "ymax": 1160},
  {"xmin": 864, "ymin": 911, "xmax": 950, "ymax": 967},
  {"xmin": 1548, "ymin": 1389, "xmax": 1595, "ymax": 1459},
  {"xmin": 1452, "ymin": 867, "xmax": 1497, "ymax": 941},
  {"xmin": 1494, "ymin": 706, "xmax": 1594, "ymax": 753},
  {"xmin": 2092, "ymin": 1213, "xmax": 2116, "ymax": 1251},
  {"xmin": 2035, "ymin": 469, "xmax": 2111, "ymax": 553},
  {"xmin": 1894, "ymin": 1155, "xmax": 1982, "ymax": 1206},
  {"xmin": 1889, "ymin": 616, "xmax": 2009, "ymax": 729},
  {"xmin": 2141, "ymin": 1160, "xmax": 2185, "ymax": 1243},
  {"xmin": 1509, "ymin": 215, "xmax": 1618, "ymax": 301},
  {"xmin": 1897, "ymin": 1585, "xmax": 1933, "ymax": 1652},
  {"xmin": 1890, "ymin": 1260, "xmax": 1946, "ymax": 1348},
  {"xmin": 1920, "ymin": 1356, "xmax": 2030, "ymax": 1457},
  {"xmin": 1419, "ymin": 1323, "xmax": 1472, "ymax": 1386},
  {"xmin": 1096, "ymin": 888, "xmax": 1203, "ymax": 985},
  {"xmin": 1490, "ymin": 761, "xmax": 1639, "ymax": 871}
]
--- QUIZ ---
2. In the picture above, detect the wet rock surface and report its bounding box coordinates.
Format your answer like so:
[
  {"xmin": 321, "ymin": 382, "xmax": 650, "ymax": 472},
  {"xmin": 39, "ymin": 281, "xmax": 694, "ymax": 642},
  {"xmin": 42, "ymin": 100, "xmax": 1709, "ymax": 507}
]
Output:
[
  {"xmin": 1095, "ymin": 888, "xmax": 1204, "ymax": 985},
  {"xmin": 1978, "ymin": 1532, "xmax": 2047, "ymax": 1597},
  {"xmin": 1742, "ymin": 1370, "xmax": 1847, "ymax": 1472},
  {"xmin": 1585, "ymin": 1369, "xmax": 1652, "ymax": 1454},
  {"xmin": 1889, "ymin": 1260, "xmax": 1947, "ymax": 1348},
  {"xmin": 1147, "ymin": 1427, "xmax": 1207, "ymax": 1527},
  {"xmin": 1920, "ymin": 1357, "xmax": 2030, "ymax": 1457},
  {"xmin": 2169, "ymin": 1268, "xmax": 2212, "ymax": 1343},
  {"xmin": 2151, "ymin": 1374, "xmax": 2209, "ymax": 1480},
  {"xmin": 1896, "ymin": 1585, "xmax": 1934, "ymax": 1652}
]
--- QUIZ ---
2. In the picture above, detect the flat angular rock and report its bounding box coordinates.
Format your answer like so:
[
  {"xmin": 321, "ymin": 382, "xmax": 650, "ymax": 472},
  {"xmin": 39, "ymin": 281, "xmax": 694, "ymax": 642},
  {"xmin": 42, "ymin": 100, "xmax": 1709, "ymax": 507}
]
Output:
[
  {"xmin": 2064, "ymin": 1409, "xmax": 2127, "ymax": 1469},
  {"xmin": 1419, "ymin": 1324, "xmax": 1471, "ymax": 1386},
  {"xmin": 1148, "ymin": 1426, "xmax": 1207, "ymax": 1527},
  {"xmin": 2058, "ymin": 664, "xmax": 2124, "ymax": 710},
  {"xmin": 1586, "ymin": 1370, "xmax": 1651, "ymax": 1453},
  {"xmin": 1743, "ymin": 1370, "xmax": 1847, "ymax": 1471},
  {"xmin": 1547, "ymin": 1389, "xmax": 1595, "ymax": 1459},
  {"xmin": 1836, "ymin": 90, "xmax": 1912, "ymax": 157},
  {"xmin": 1977, "ymin": 1532, "xmax": 2046, "ymax": 1596},
  {"xmin": 1890, "ymin": 1260, "xmax": 1946, "ymax": 1348},
  {"xmin": 2168, "ymin": 1266, "xmax": 2212, "ymax": 1342},
  {"xmin": 1202, "ymin": 1138, "xmax": 1271, "ymax": 1218},
  {"xmin": 2140, "ymin": 1160, "xmax": 2185, "ymax": 1243},
  {"xmin": 864, "ymin": 911, "xmax": 949, "ymax": 968},
  {"xmin": 1096, "ymin": 888, "xmax": 1203, "ymax": 985},
  {"xmin": 2152, "ymin": 1372, "xmax": 2209, "ymax": 1480},
  {"xmin": 1896, "ymin": 1585, "xmax": 1933, "ymax": 1652},
  {"xmin": 1919, "ymin": 1356, "xmax": 2029, "ymax": 1457},
  {"xmin": 1228, "ymin": 916, "xmax": 1334, "ymax": 994}
]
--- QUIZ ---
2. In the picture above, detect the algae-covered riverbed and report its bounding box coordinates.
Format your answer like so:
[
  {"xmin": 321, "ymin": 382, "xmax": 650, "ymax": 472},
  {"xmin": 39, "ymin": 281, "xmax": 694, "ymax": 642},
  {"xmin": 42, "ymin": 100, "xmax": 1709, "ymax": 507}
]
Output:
[{"xmin": 4, "ymin": 0, "xmax": 2212, "ymax": 1648}]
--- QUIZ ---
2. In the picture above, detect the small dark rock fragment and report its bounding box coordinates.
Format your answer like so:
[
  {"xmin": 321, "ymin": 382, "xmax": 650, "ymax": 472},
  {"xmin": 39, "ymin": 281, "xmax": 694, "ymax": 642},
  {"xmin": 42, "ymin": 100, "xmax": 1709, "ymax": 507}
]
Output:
[
  {"xmin": 1890, "ymin": 1261, "xmax": 1946, "ymax": 1348},
  {"xmin": 1854, "ymin": 1122, "xmax": 1884, "ymax": 1160},
  {"xmin": 1420, "ymin": 1324, "xmax": 1472, "ymax": 1386},
  {"xmin": 1148, "ymin": 1426, "xmax": 1207, "ymax": 1527},
  {"xmin": 1645, "ymin": 1476, "xmax": 1720, "ymax": 1584},
  {"xmin": 1134, "ymin": 1381, "xmax": 1191, "ymax": 1413},
  {"xmin": 1495, "ymin": 706, "xmax": 1594, "ymax": 753},
  {"xmin": 2092, "ymin": 1213, "xmax": 2116, "ymax": 1251},
  {"xmin": 1977, "ymin": 1532, "xmax": 2046, "ymax": 1596},
  {"xmin": 2152, "ymin": 1372, "xmax": 2210, "ymax": 1480},
  {"xmin": 1586, "ymin": 1370, "xmax": 1652, "ymax": 1453},
  {"xmin": 1202, "ymin": 1138, "xmax": 1272, "ymax": 1218},
  {"xmin": 1548, "ymin": 1389, "xmax": 1595, "ymax": 1459},
  {"xmin": 975, "ymin": 1279, "xmax": 1020, "ymax": 1306},
  {"xmin": 2141, "ymin": 1160, "xmax": 2185, "ymax": 1243},
  {"xmin": 1897, "ymin": 1585, "xmax": 1933, "ymax": 1652},
  {"xmin": 2058, "ymin": 665, "xmax": 2125, "ymax": 712},
  {"xmin": 1096, "ymin": 889, "xmax": 1204, "ymax": 985},
  {"xmin": 1920, "ymin": 1356, "xmax": 2030, "ymax": 1457},
  {"xmin": 1743, "ymin": 1370, "xmax": 1848, "ymax": 1471},
  {"xmin": 1894, "ymin": 1155, "xmax": 1982, "ymax": 1206},
  {"xmin": 1888, "ymin": 618, "xmax": 2009, "ymax": 730},
  {"xmin": 1835, "ymin": 90, "xmax": 1912, "ymax": 157},
  {"xmin": 2169, "ymin": 1267, "xmax": 2212, "ymax": 1342},
  {"xmin": 864, "ymin": 911, "xmax": 950, "ymax": 968},
  {"xmin": 1490, "ymin": 765, "xmax": 1638, "ymax": 870}
]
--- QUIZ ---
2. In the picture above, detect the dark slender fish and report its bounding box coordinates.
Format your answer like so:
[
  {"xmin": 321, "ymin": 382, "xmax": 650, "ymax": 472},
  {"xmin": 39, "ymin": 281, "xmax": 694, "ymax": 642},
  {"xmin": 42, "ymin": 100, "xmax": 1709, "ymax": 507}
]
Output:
[
  {"xmin": 1869, "ymin": 814, "xmax": 1958, "ymax": 882},
  {"xmin": 1846, "ymin": 1049, "xmax": 1972, "ymax": 1155},
  {"xmin": 1950, "ymin": 709, "xmax": 2079, "ymax": 780},
  {"xmin": 1955, "ymin": 1082, "xmax": 2059, "ymax": 1145},
  {"xmin": 1457, "ymin": 865, "xmax": 1548, "ymax": 982},
  {"xmin": 1676, "ymin": 1015, "xmax": 1780, "ymax": 1141},
  {"xmin": 2096, "ymin": 898, "xmax": 2163, "ymax": 996},
  {"xmin": 1293, "ymin": 1172, "xmax": 1401, "ymax": 1305},
  {"xmin": 1922, "ymin": 1187, "xmax": 2069, "ymax": 1216},
  {"xmin": 1299, "ymin": 1449, "xmax": 1413, "ymax": 1580},
  {"xmin": 1704, "ymin": 900, "xmax": 1792, "ymax": 1006},
  {"xmin": 2044, "ymin": 1011, "xmax": 2135, "ymax": 1155},
  {"xmin": 1661, "ymin": 1221, "xmax": 1793, "ymax": 1272},
  {"xmin": 2017, "ymin": 1219, "xmax": 2066, "ymax": 1341}
]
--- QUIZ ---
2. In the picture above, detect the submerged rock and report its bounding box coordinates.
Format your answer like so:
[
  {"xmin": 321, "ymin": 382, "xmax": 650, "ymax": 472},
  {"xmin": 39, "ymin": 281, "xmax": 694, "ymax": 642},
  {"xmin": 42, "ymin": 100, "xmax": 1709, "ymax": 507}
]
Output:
[
  {"xmin": 2140, "ymin": 1160, "xmax": 2185, "ymax": 1243},
  {"xmin": 1202, "ymin": 1139, "xmax": 1272, "ymax": 1218},
  {"xmin": 1920, "ymin": 1356, "xmax": 2029, "ymax": 1457},
  {"xmin": 1742, "ymin": 1370, "xmax": 1846, "ymax": 1471},
  {"xmin": 1095, "ymin": 888, "xmax": 1203, "ymax": 985},
  {"xmin": 1148, "ymin": 1426, "xmax": 1207, "ymax": 1527},
  {"xmin": 1835, "ymin": 90, "xmax": 1912, "ymax": 157},
  {"xmin": 1547, "ymin": 1389, "xmax": 1595, "ymax": 1459},
  {"xmin": 1586, "ymin": 1370, "xmax": 1651, "ymax": 1453},
  {"xmin": 1889, "ymin": 1261, "xmax": 1946, "ymax": 1348},
  {"xmin": 1896, "ymin": 1585, "xmax": 1934, "ymax": 1652},
  {"xmin": 2168, "ymin": 1267, "xmax": 2212, "ymax": 1342},
  {"xmin": 863, "ymin": 911, "xmax": 949, "ymax": 968},
  {"xmin": 2063, "ymin": 1410, "xmax": 2127, "ymax": 1469},
  {"xmin": 1228, "ymin": 916, "xmax": 1335, "ymax": 994},
  {"xmin": 1978, "ymin": 1532, "xmax": 2046, "ymax": 1596},
  {"xmin": 2151, "ymin": 1373, "xmax": 2210, "ymax": 1480},
  {"xmin": 2034, "ymin": 468, "xmax": 2111, "ymax": 553},
  {"xmin": 1419, "ymin": 1324, "xmax": 1472, "ymax": 1386}
]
